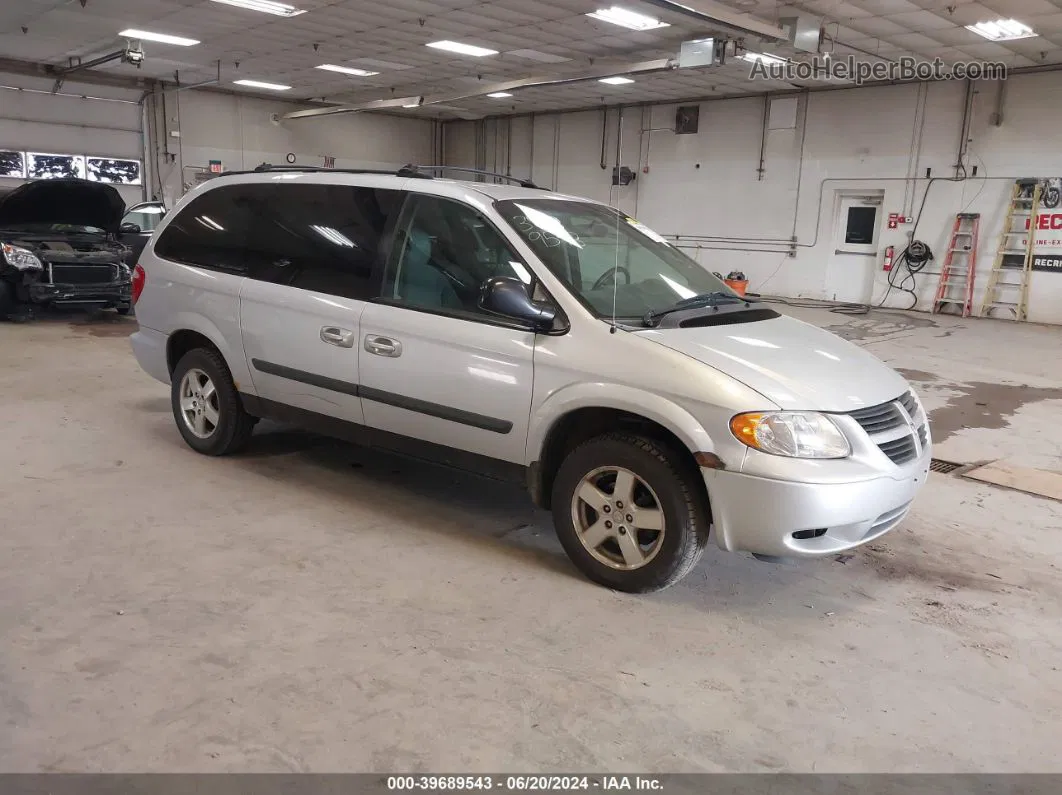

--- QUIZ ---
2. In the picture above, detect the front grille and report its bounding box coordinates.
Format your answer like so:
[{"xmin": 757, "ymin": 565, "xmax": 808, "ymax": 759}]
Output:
[
  {"xmin": 848, "ymin": 401, "xmax": 906, "ymax": 434},
  {"xmin": 847, "ymin": 391, "xmax": 927, "ymax": 466},
  {"xmin": 49, "ymin": 264, "xmax": 117, "ymax": 285},
  {"xmin": 877, "ymin": 434, "xmax": 919, "ymax": 465}
]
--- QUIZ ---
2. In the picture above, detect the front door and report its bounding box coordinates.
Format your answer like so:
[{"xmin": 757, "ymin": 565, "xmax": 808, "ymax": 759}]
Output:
[
  {"xmin": 825, "ymin": 191, "xmax": 884, "ymax": 303},
  {"xmin": 236, "ymin": 181, "xmax": 403, "ymax": 423},
  {"xmin": 358, "ymin": 194, "xmax": 536, "ymax": 467}
]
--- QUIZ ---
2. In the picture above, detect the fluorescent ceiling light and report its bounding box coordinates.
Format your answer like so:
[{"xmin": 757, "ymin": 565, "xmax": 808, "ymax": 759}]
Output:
[
  {"xmin": 599, "ymin": 76, "xmax": 635, "ymax": 85},
  {"xmin": 741, "ymin": 51, "xmax": 788, "ymax": 66},
  {"xmin": 118, "ymin": 29, "xmax": 199, "ymax": 46},
  {"xmin": 426, "ymin": 40, "xmax": 499, "ymax": 57},
  {"xmin": 316, "ymin": 64, "xmax": 379, "ymax": 77},
  {"xmin": 209, "ymin": 0, "xmax": 305, "ymax": 17},
  {"xmin": 487, "ymin": 92, "xmax": 513, "ymax": 98},
  {"xmin": 966, "ymin": 18, "xmax": 1037, "ymax": 41},
  {"xmin": 587, "ymin": 6, "xmax": 669, "ymax": 31},
  {"xmin": 196, "ymin": 215, "xmax": 225, "ymax": 231},
  {"xmin": 234, "ymin": 79, "xmax": 291, "ymax": 90},
  {"xmin": 312, "ymin": 225, "xmax": 355, "ymax": 247}
]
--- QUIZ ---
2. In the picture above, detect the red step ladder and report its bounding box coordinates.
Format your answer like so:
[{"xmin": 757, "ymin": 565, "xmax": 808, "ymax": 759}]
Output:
[{"xmin": 933, "ymin": 212, "xmax": 980, "ymax": 317}]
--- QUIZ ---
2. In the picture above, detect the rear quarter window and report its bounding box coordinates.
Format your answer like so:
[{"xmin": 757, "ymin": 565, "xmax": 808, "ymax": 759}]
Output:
[
  {"xmin": 153, "ymin": 182, "xmax": 402, "ymax": 300},
  {"xmin": 153, "ymin": 185, "xmax": 252, "ymax": 275}
]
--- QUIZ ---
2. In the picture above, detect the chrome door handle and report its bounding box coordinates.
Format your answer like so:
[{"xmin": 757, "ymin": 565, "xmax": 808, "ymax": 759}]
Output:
[
  {"xmin": 364, "ymin": 334, "xmax": 402, "ymax": 357},
  {"xmin": 320, "ymin": 326, "xmax": 355, "ymax": 348}
]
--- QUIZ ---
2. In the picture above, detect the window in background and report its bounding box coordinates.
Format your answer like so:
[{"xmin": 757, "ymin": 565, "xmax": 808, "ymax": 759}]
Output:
[
  {"xmin": 0, "ymin": 151, "xmax": 25, "ymax": 178},
  {"xmin": 26, "ymin": 153, "xmax": 85, "ymax": 179},
  {"xmin": 87, "ymin": 157, "xmax": 142, "ymax": 185}
]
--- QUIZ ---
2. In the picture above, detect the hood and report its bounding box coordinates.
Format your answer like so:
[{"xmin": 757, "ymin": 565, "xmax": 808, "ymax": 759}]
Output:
[
  {"xmin": 638, "ymin": 313, "xmax": 910, "ymax": 412},
  {"xmin": 0, "ymin": 179, "xmax": 126, "ymax": 233}
]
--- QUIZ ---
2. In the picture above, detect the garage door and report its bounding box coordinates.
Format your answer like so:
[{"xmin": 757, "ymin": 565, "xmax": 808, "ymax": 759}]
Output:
[{"xmin": 0, "ymin": 72, "xmax": 145, "ymax": 207}]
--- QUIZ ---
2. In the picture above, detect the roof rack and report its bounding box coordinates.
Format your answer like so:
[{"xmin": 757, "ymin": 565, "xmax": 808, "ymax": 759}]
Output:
[
  {"xmin": 249, "ymin": 163, "xmax": 432, "ymax": 178},
  {"xmin": 405, "ymin": 165, "xmax": 542, "ymax": 189},
  {"xmin": 224, "ymin": 162, "xmax": 542, "ymax": 190}
]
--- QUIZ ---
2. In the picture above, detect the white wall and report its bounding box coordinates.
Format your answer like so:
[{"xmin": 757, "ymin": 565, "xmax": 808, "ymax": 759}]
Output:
[
  {"xmin": 445, "ymin": 71, "xmax": 1062, "ymax": 325},
  {"xmin": 0, "ymin": 74, "xmax": 145, "ymax": 206},
  {"xmin": 165, "ymin": 91, "xmax": 435, "ymax": 207},
  {"xmin": 1, "ymin": 72, "xmax": 437, "ymax": 216}
]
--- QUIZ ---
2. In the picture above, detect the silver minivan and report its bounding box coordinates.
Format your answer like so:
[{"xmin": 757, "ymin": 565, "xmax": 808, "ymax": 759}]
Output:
[{"xmin": 130, "ymin": 165, "xmax": 931, "ymax": 592}]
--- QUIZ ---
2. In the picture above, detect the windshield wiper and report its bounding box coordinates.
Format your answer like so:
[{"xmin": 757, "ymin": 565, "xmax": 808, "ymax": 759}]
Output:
[{"xmin": 642, "ymin": 291, "xmax": 751, "ymax": 326}]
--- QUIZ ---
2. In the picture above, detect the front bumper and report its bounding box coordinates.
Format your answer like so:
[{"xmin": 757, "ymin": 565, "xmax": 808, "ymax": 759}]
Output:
[
  {"xmin": 704, "ymin": 448, "xmax": 931, "ymax": 558},
  {"xmin": 28, "ymin": 280, "xmax": 132, "ymax": 305}
]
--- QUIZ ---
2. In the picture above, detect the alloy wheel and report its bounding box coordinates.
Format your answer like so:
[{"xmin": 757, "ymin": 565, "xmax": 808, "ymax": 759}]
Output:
[{"xmin": 570, "ymin": 466, "xmax": 666, "ymax": 570}]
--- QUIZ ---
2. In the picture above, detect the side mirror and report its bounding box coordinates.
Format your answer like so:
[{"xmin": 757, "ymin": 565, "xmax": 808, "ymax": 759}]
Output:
[
  {"xmin": 478, "ymin": 276, "xmax": 557, "ymax": 331},
  {"xmin": 119, "ymin": 222, "xmax": 141, "ymax": 234}
]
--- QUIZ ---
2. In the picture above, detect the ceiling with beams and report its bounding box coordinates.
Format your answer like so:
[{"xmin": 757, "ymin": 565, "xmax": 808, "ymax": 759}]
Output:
[{"xmin": 2, "ymin": 0, "xmax": 1061, "ymax": 118}]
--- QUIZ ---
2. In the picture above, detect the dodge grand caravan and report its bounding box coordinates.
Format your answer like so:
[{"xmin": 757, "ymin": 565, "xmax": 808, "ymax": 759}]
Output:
[{"xmin": 130, "ymin": 164, "xmax": 931, "ymax": 593}]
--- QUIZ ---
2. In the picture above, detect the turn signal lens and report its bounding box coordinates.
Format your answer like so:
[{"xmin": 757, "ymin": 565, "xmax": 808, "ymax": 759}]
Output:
[{"xmin": 730, "ymin": 411, "xmax": 850, "ymax": 459}]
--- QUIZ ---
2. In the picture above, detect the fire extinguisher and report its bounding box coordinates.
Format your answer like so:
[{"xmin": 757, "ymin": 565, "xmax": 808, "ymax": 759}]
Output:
[{"xmin": 882, "ymin": 245, "xmax": 895, "ymax": 272}]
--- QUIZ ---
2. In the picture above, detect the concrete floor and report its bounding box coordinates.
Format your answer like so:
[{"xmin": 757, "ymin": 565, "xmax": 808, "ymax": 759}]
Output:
[{"xmin": 1, "ymin": 306, "xmax": 1060, "ymax": 773}]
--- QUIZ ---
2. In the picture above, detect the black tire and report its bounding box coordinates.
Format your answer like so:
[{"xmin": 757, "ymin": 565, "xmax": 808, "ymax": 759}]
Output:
[
  {"xmin": 170, "ymin": 348, "xmax": 255, "ymax": 456},
  {"xmin": 551, "ymin": 432, "xmax": 710, "ymax": 593},
  {"xmin": 116, "ymin": 304, "xmax": 132, "ymax": 316}
]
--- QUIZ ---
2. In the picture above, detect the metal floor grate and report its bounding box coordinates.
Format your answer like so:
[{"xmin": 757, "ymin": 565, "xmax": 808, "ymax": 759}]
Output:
[{"xmin": 930, "ymin": 459, "xmax": 963, "ymax": 474}]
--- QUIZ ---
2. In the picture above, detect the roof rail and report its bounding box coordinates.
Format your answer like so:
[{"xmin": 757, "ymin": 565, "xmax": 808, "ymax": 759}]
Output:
[
  {"xmin": 403, "ymin": 165, "xmax": 543, "ymax": 190},
  {"xmin": 249, "ymin": 163, "xmax": 433, "ymax": 178},
  {"xmin": 216, "ymin": 162, "xmax": 541, "ymax": 189}
]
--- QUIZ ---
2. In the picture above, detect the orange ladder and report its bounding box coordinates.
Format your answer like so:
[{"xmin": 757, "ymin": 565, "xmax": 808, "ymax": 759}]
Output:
[{"xmin": 933, "ymin": 213, "xmax": 980, "ymax": 317}]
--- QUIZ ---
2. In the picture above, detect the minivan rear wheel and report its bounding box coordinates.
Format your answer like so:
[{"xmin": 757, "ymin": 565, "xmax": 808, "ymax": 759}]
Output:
[
  {"xmin": 171, "ymin": 348, "xmax": 255, "ymax": 456},
  {"xmin": 551, "ymin": 433, "xmax": 709, "ymax": 592}
]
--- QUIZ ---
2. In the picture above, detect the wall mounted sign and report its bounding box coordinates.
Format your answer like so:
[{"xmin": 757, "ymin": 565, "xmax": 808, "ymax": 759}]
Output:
[{"xmin": 1003, "ymin": 177, "xmax": 1062, "ymax": 273}]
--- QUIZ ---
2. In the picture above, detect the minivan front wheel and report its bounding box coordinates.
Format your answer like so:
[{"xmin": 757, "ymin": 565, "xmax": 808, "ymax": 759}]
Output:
[
  {"xmin": 171, "ymin": 348, "xmax": 255, "ymax": 456},
  {"xmin": 551, "ymin": 433, "xmax": 709, "ymax": 592}
]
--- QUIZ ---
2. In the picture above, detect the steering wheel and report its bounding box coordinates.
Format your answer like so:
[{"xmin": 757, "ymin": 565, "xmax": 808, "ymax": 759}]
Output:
[{"xmin": 592, "ymin": 266, "xmax": 631, "ymax": 290}]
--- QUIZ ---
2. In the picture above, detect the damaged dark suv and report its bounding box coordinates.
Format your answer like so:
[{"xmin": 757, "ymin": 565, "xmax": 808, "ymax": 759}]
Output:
[{"xmin": 0, "ymin": 178, "xmax": 133, "ymax": 319}]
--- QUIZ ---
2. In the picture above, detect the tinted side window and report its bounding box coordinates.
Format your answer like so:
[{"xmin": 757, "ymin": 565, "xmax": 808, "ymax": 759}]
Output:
[
  {"xmin": 153, "ymin": 185, "xmax": 253, "ymax": 274},
  {"xmin": 154, "ymin": 183, "xmax": 402, "ymax": 300},
  {"xmin": 241, "ymin": 183, "xmax": 401, "ymax": 300}
]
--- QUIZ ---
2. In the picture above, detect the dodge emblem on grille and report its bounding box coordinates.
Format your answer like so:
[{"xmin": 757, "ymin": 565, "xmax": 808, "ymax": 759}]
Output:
[{"xmin": 895, "ymin": 401, "xmax": 922, "ymax": 458}]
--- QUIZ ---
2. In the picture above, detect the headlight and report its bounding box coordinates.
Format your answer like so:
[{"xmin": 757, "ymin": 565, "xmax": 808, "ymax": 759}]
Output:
[
  {"xmin": 730, "ymin": 411, "xmax": 850, "ymax": 459},
  {"xmin": 1, "ymin": 242, "xmax": 43, "ymax": 271}
]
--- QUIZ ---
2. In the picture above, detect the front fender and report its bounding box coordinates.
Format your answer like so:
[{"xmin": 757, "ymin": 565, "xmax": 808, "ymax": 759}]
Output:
[{"xmin": 526, "ymin": 381, "xmax": 717, "ymax": 464}]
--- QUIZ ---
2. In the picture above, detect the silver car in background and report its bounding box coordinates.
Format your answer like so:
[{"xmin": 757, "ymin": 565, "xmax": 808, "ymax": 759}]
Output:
[{"xmin": 129, "ymin": 165, "xmax": 931, "ymax": 592}]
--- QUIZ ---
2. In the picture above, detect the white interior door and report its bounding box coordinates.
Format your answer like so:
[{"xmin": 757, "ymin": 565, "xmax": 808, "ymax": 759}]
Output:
[{"xmin": 825, "ymin": 192, "xmax": 884, "ymax": 303}]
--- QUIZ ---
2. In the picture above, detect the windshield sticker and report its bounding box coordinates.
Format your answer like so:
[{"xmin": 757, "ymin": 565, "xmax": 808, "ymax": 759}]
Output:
[
  {"xmin": 624, "ymin": 216, "xmax": 671, "ymax": 246},
  {"xmin": 513, "ymin": 204, "xmax": 582, "ymax": 248}
]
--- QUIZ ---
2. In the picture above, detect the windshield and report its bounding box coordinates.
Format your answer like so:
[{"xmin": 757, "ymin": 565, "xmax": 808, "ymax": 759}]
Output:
[{"xmin": 495, "ymin": 198, "xmax": 734, "ymax": 319}]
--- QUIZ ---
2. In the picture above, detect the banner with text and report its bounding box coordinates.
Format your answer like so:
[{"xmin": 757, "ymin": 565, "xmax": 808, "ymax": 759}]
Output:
[{"xmin": 1003, "ymin": 177, "xmax": 1062, "ymax": 273}]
